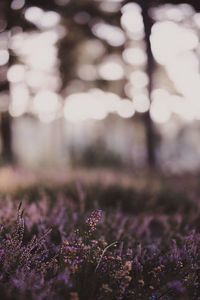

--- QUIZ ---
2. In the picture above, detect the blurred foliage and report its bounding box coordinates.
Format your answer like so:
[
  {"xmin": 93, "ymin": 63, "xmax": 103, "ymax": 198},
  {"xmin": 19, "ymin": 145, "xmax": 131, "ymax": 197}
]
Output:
[
  {"xmin": 69, "ymin": 140, "xmax": 124, "ymax": 169},
  {"xmin": 2, "ymin": 172, "xmax": 198, "ymax": 217}
]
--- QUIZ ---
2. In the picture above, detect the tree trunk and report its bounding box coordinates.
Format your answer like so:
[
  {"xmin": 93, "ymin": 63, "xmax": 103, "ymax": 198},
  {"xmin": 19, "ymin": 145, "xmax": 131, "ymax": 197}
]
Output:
[
  {"xmin": 0, "ymin": 82, "xmax": 13, "ymax": 164},
  {"xmin": 0, "ymin": 1, "xmax": 14, "ymax": 164},
  {"xmin": 141, "ymin": 0, "xmax": 157, "ymax": 168},
  {"xmin": 0, "ymin": 111, "xmax": 13, "ymax": 163}
]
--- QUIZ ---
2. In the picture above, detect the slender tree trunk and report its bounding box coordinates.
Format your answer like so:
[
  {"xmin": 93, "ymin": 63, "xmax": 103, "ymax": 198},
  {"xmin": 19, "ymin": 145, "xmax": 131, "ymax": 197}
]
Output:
[
  {"xmin": 0, "ymin": 0, "xmax": 14, "ymax": 164},
  {"xmin": 141, "ymin": 0, "xmax": 156, "ymax": 168},
  {"xmin": 0, "ymin": 111, "xmax": 13, "ymax": 163},
  {"xmin": 0, "ymin": 82, "xmax": 13, "ymax": 163}
]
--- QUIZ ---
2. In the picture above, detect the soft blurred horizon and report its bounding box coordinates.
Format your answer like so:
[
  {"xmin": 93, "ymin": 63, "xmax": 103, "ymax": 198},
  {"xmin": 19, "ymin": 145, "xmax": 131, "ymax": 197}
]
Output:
[{"xmin": 1, "ymin": 0, "xmax": 200, "ymax": 172}]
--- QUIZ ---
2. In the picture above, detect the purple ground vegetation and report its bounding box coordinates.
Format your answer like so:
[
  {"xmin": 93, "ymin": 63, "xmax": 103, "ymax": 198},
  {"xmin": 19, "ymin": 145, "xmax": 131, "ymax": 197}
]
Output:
[{"xmin": 0, "ymin": 180, "xmax": 199, "ymax": 299}]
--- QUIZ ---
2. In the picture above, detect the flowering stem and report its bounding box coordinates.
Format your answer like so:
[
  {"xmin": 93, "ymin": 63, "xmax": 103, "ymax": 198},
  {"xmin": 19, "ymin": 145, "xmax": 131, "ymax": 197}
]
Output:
[{"xmin": 95, "ymin": 241, "xmax": 118, "ymax": 272}]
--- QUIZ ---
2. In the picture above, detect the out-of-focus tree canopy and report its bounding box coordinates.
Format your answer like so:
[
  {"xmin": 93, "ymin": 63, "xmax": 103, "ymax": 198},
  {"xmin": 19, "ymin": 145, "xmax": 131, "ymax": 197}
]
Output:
[{"xmin": 1, "ymin": 0, "xmax": 200, "ymax": 168}]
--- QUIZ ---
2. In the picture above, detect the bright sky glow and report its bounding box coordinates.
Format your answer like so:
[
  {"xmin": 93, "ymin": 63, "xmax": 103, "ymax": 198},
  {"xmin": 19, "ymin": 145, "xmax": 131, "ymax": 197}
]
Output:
[
  {"xmin": 9, "ymin": 84, "xmax": 29, "ymax": 117},
  {"xmin": 124, "ymin": 83, "xmax": 135, "ymax": 98},
  {"xmin": 150, "ymin": 4, "xmax": 194, "ymax": 22},
  {"xmin": 8, "ymin": 26, "xmax": 61, "ymax": 121},
  {"xmin": 193, "ymin": 13, "xmax": 200, "ymax": 28},
  {"xmin": 64, "ymin": 93, "xmax": 107, "ymax": 122},
  {"xmin": 26, "ymin": 46, "xmax": 57, "ymax": 71},
  {"xmin": 179, "ymin": 3, "xmax": 195, "ymax": 17},
  {"xmin": 121, "ymin": 2, "xmax": 141, "ymax": 14},
  {"xmin": 149, "ymin": 6, "xmax": 200, "ymax": 122},
  {"xmin": 11, "ymin": 32, "xmax": 58, "ymax": 72},
  {"xmin": 92, "ymin": 23, "xmax": 125, "ymax": 46},
  {"xmin": 33, "ymin": 91, "xmax": 59, "ymax": 113},
  {"xmin": 121, "ymin": 3, "xmax": 144, "ymax": 40},
  {"xmin": 150, "ymin": 89, "xmax": 171, "ymax": 123},
  {"xmin": 149, "ymin": 89, "xmax": 200, "ymax": 122},
  {"xmin": 101, "ymin": 92, "xmax": 121, "ymax": 112},
  {"xmin": 165, "ymin": 6, "xmax": 184, "ymax": 21},
  {"xmin": 7, "ymin": 64, "xmax": 25, "ymax": 83},
  {"xmin": 150, "ymin": 5, "xmax": 183, "ymax": 22},
  {"xmin": 9, "ymin": 32, "xmax": 23, "ymax": 51},
  {"xmin": 117, "ymin": 99, "xmax": 135, "ymax": 118},
  {"xmin": 64, "ymin": 90, "xmax": 124, "ymax": 122},
  {"xmin": 40, "ymin": 11, "xmax": 60, "ymax": 29},
  {"xmin": 7, "ymin": 2, "xmax": 200, "ymax": 126},
  {"xmin": 169, "ymin": 95, "xmax": 195, "ymax": 121},
  {"xmin": 0, "ymin": 50, "xmax": 9, "ymax": 66},
  {"xmin": 26, "ymin": 70, "xmax": 60, "ymax": 91},
  {"xmin": 25, "ymin": 7, "xmax": 43, "ymax": 24},
  {"xmin": 89, "ymin": 89, "xmax": 120, "ymax": 113},
  {"xmin": 26, "ymin": 70, "xmax": 45, "ymax": 88},
  {"xmin": 11, "ymin": 0, "xmax": 25, "ymax": 10},
  {"xmin": 33, "ymin": 91, "xmax": 60, "ymax": 123},
  {"xmin": 166, "ymin": 51, "xmax": 200, "ymax": 99},
  {"xmin": 11, "ymin": 30, "xmax": 58, "ymax": 57},
  {"xmin": 98, "ymin": 60, "xmax": 124, "ymax": 81},
  {"xmin": 151, "ymin": 21, "xmax": 198, "ymax": 65},
  {"xmin": 25, "ymin": 7, "xmax": 60, "ymax": 29},
  {"xmin": 129, "ymin": 71, "xmax": 149, "ymax": 89},
  {"xmin": 122, "ymin": 47, "xmax": 146, "ymax": 66},
  {"xmin": 133, "ymin": 93, "xmax": 150, "ymax": 113},
  {"xmin": 150, "ymin": 99, "xmax": 171, "ymax": 124}
]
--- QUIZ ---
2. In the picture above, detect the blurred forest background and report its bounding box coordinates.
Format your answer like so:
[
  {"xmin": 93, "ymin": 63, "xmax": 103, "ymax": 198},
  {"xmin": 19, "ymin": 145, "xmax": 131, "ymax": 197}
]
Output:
[{"xmin": 1, "ymin": 0, "xmax": 200, "ymax": 173}]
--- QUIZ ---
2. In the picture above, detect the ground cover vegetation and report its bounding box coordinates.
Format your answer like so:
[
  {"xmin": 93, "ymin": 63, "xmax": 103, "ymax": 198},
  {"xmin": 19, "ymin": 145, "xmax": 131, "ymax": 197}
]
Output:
[{"xmin": 0, "ymin": 174, "xmax": 199, "ymax": 299}]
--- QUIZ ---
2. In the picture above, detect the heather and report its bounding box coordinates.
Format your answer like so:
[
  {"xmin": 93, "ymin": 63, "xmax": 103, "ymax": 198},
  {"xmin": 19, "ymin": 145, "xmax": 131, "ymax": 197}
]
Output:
[{"xmin": 0, "ymin": 171, "xmax": 199, "ymax": 300}]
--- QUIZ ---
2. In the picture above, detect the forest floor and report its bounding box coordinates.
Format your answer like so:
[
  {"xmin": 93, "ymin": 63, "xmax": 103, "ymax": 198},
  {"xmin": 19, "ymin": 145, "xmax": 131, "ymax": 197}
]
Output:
[{"xmin": 0, "ymin": 166, "xmax": 199, "ymax": 299}]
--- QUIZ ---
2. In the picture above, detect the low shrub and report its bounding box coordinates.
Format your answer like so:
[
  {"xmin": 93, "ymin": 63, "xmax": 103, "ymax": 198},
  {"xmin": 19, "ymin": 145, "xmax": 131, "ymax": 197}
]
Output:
[{"xmin": 0, "ymin": 178, "xmax": 199, "ymax": 299}]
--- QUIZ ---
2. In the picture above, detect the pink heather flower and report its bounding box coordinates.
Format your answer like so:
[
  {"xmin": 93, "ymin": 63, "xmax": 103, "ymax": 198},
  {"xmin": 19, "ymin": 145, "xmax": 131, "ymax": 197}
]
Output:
[
  {"xmin": 0, "ymin": 249, "xmax": 4, "ymax": 259},
  {"xmin": 86, "ymin": 210, "xmax": 103, "ymax": 231}
]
